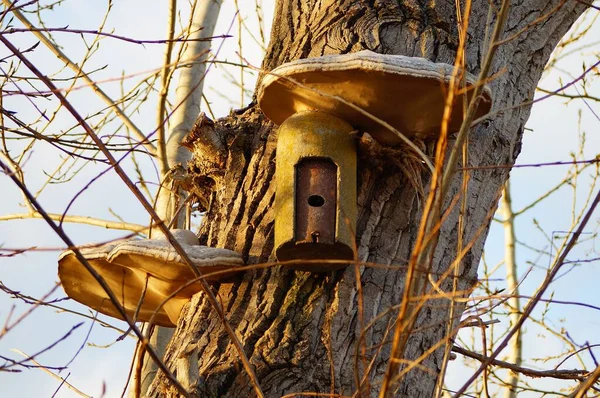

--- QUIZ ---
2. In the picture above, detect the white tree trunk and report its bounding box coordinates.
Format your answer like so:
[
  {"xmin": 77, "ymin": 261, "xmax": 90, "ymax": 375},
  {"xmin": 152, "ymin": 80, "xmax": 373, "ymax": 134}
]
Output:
[
  {"xmin": 133, "ymin": 2, "xmax": 222, "ymax": 397},
  {"xmin": 501, "ymin": 182, "xmax": 522, "ymax": 398},
  {"xmin": 155, "ymin": 0, "xmax": 223, "ymax": 223}
]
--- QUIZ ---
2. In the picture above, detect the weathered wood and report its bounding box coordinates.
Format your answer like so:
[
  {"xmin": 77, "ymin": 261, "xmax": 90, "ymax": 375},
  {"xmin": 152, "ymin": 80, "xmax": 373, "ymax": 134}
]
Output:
[{"xmin": 148, "ymin": 1, "xmax": 589, "ymax": 396}]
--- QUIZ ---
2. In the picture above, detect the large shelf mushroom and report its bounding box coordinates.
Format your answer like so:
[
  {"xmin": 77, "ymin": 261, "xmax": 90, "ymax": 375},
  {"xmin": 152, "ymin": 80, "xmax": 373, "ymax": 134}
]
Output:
[
  {"xmin": 258, "ymin": 50, "xmax": 492, "ymax": 271},
  {"xmin": 58, "ymin": 230, "xmax": 243, "ymax": 327}
]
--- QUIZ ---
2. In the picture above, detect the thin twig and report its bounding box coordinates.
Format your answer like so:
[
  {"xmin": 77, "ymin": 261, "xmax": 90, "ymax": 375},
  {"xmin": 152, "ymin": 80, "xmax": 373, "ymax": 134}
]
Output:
[
  {"xmin": 155, "ymin": 0, "xmax": 178, "ymax": 176},
  {"xmin": 3, "ymin": 1, "xmax": 156, "ymax": 155},
  {"xmin": 452, "ymin": 345, "xmax": 588, "ymax": 381},
  {"xmin": 0, "ymin": 212, "xmax": 148, "ymax": 232},
  {"xmin": 1, "ymin": 26, "xmax": 231, "ymax": 44},
  {"xmin": 11, "ymin": 349, "xmax": 92, "ymax": 398}
]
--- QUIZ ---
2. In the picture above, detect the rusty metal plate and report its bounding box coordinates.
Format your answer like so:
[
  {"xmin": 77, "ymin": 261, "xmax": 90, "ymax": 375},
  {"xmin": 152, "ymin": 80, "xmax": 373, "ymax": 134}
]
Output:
[{"xmin": 295, "ymin": 158, "xmax": 337, "ymax": 245}]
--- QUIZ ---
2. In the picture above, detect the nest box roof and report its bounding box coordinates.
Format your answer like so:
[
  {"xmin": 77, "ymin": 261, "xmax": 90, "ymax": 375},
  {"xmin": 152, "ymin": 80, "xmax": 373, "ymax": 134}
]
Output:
[{"xmin": 258, "ymin": 50, "xmax": 492, "ymax": 145}]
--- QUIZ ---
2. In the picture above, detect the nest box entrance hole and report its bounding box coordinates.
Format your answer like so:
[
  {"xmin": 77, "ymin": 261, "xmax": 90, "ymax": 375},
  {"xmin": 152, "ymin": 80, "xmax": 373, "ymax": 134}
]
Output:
[{"xmin": 294, "ymin": 158, "xmax": 337, "ymax": 245}]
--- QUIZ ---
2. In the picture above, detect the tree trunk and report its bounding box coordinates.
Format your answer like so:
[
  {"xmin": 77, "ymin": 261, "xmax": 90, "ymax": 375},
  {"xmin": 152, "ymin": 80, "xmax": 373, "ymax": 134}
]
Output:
[{"xmin": 148, "ymin": 1, "xmax": 589, "ymax": 396}]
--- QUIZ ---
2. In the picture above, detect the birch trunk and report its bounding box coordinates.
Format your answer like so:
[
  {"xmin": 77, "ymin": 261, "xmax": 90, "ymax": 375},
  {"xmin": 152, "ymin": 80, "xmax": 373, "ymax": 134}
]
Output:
[
  {"xmin": 134, "ymin": 1, "xmax": 222, "ymax": 396},
  {"xmin": 147, "ymin": 1, "xmax": 589, "ymax": 396},
  {"xmin": 501, "ymin": 182, "xmax": 521, "ymax": 398}
]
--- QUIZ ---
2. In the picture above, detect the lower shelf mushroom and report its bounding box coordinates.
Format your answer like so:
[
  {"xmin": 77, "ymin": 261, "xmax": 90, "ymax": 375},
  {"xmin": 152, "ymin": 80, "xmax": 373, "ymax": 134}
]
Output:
[{"xmin": 58, "ymin": 230, "xmax": 244, "ymax": 327}]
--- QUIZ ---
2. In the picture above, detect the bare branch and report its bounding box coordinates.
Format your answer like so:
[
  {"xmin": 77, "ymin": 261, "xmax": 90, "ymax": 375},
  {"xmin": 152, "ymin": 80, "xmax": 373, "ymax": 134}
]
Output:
[
  {"xmin": 452, "ymin": 345, "xmax": 589, "ymax": 381},
  {"xmin": 2, "ymin": 0, "xmax": 157, "ymax": 155},
  {"xmin": 0, "ymin": 211, "xmax": 148, "ymax": 232}
]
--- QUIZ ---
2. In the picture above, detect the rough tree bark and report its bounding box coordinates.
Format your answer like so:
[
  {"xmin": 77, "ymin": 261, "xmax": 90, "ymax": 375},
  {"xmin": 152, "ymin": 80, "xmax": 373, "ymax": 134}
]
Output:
[{"xmin": 147, "ymin": 1, "xmax": 589, "ymax": 396}]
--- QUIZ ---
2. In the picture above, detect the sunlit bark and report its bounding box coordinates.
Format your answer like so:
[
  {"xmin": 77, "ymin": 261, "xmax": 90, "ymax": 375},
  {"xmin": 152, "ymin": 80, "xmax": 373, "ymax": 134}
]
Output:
[{"xmin": 148, "ymin": 1, "xmax": 590, "ymax": 396}]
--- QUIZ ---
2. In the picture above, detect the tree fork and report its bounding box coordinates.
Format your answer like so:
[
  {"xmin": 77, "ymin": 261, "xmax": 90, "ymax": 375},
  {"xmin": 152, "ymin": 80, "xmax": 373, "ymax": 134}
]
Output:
[{"xmin": 148, "ymin": 1, "xmax": 590, "ymax": 396}]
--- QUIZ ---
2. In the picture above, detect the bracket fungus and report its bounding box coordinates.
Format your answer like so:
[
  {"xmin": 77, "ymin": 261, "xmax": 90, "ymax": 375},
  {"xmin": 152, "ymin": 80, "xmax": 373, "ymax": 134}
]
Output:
[
  {"xmin": 58, "ymin": 229, "xmax": 243, "ymax": 327},
  {"xmin": 257, "ymin": 50, "xmax": 492, "ymax": 271}
]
